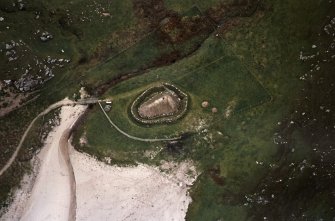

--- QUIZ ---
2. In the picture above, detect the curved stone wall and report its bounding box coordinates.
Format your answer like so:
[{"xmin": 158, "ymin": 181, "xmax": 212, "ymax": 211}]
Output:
[{"xmin": 130, "ymin": 83, "xmax": 188, "ymax": 124}]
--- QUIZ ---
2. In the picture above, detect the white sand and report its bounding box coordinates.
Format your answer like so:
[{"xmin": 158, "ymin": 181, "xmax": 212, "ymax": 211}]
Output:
[
  {"xmin": 14, "ymin": 105, "xmax": 85, "ymax": 221},
  {"xmin": 71, "ymin": 149, "xmax": 197, "ymax": 221},
  {"xmin": 0, "ymin": 166, "xmax": 38, "ymax": 221},
  {"xmin": 2, "ymin": 103, "xmax": 198, "ymax": 221}
]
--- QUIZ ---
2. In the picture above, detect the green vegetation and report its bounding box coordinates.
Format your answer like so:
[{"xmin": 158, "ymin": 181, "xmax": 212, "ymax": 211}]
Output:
[
  {"xmin": 0, "ymin": 107, "xmax": 60, "ymax": 207},
  {"xmin": 75, "ymin": 0, "xmax": 335, "ymax": 220},
  {"xmin": 73, "ymin": 34, "xmax": 270, "ymax": 165},
  {"xmin": 1, "ymin": 0, "xmax": 335, "ymax": 220},
  {"xmin": 130, "ymin": 83, "xmax": 188, "ymax": 124},
  {"xmin": 0, "ymin": 0, "xmax": 157, "ymax": 208},
  {"xmin": 0, "ymin": 0, "xmax": 221, "ymax": 206},
  {"xmin": 81, "ymin": 5, "xmax": 214, "ymax": 88},
  {"xmin": 185, "ymin": 0, "xmax": 335, "ymax": 220}
]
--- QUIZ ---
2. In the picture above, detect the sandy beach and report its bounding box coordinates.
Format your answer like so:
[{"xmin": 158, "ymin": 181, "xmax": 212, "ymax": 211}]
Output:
[
  {"xmin": 1, "ymin": 104, "xmax": 197, "ymax": 221},
  {"xmin": 20, "ymin": 105, "xmax": 85, "ymax": 221},
  {"xmin": 71, "ymin": 149, "xmax": 197, "ymax": 221},
  {"xmin": 1, "ymin": 104, "xmax": 86, "ymax": 221}
]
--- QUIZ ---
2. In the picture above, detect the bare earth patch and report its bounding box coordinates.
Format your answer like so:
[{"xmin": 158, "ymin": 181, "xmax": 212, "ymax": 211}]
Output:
[
  {"xmin": 131, "ymin": 83, "xmax": 188, "ymax": 124},
  {"xmin": 0, "ymin": 82, "xmax": 39, "ymax": 117},
  {"xmin": 138, "ymin": 92, "xmax": 180, "ymax": 119}
]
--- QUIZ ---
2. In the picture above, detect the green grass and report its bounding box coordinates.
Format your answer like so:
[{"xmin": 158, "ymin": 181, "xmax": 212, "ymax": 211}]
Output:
[
  {"xmin": 186, "ymin": 0, "xmax": 335, "ymax": 220},
  {"xmin": 75, "ymin": 0, "xmax": 335, "ymax": 220},
  {"xmin": 164, "ymin": 0, "xmax": 195, "ymax": 13},
  {"xmin": 0, "ymin": 0, "xmax": 152, "ymax": 207},
  {"xmin": 73, "ymin": 107, "xmax": 158, "ymax": 165},
  {"xmin": 0, "ymin": 107, "xmax": 59, "ymax": 208},
  {"xmin": 63, "ymin": 0, "xmax": 137, "ymax": 55},
  {"xmin": 194, "ymin": 0, "xmax": 225, "ymax": 11},
  {"xmin": 82, "ymin": 5, "xmax": 215, "ymax": 88},
  {"xmin": 83, "ymin": 31, "xmax": 176, "ymax": 86},
  {"xmin": 1, "ymin": 0, "xmax": 335, "ymax": 219},
  {"xmin": 76, "ymin": 32, "xmax": 270, "ymax": 153}
]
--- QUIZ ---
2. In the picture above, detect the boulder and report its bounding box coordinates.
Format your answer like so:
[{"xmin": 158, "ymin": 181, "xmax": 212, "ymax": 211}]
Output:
[{"xmin": 201, "ymin": 101, "xmax": 209, "ymax": 108}]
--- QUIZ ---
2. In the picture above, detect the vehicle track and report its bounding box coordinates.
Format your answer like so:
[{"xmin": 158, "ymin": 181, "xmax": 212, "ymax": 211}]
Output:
[
  {"xmin": 98, "ymin": 102, "xmax": 181, "ymax": 142},
  {"xmin": 0, "ymin": 98, "xmax": 101, "ymax": 177}
]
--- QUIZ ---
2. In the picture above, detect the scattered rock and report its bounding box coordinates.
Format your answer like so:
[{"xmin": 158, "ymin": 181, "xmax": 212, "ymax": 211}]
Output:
[
  {"xmin": 40, "ymin": 32, "xmax": 53, "ymax": 42},
  {"xmin": 4, "ymin": 80, "xmax": 12, "ymax": 85},
  {"xmin": 0, "ymin": 17, "xmax": 4, "ymax": 22},
  {"xmin": 102, "ymin": 12, "xmax": 111, "ymax": 17},
  {"xmin": 212, "ymin": 107, "xmax": 218, "ymax": 113},
  {"xmin": 8, "ymin": 57, "xmax": 17, "ymax": 62},
  {"xmin": 79, "ymin": 87, "xmax": 89, "ymax": 99},
  {"xmin": 104, "ymin": 105, "xmax": 112, "ymax": 112},
  {"xmin": 201, "ymin": 101, "xmax": 209, "ymax": 108},
  {"xmin": 5, "ymin": 43, "xmax": 15, "ymax": 50},
  {"xmin": 14, "ymin": 76, "xmax": 39, "ymax": 92},
  {"xmin": 19, "ymin": 3, "xmax": 25, "ymax": 10},
  {"xmin": 79, "ymin": 132, "xmax": 88, "ymax": 147}
]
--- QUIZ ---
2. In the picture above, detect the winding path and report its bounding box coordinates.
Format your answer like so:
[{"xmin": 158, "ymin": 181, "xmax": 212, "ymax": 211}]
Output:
[
  {"xmin": 0, "ymin": 97, "xmax": 179, "ymax": 178},
  {"xmin": 98, "ymin": 102, "xmax": 181, "ymax": 142},
  {"xmin": 19, "ymin": 105, "xmax": 86, "ymax": 221},
  {"xmin": 1, "ymin": 100, "xmax": 187, "ymax": 221},
  {"xmin": 59, "ymin": 129, "xmax": 77, "ymax": 221},
  {"xmin": 0, "ymin": 98, "xmax": 101, "ymax": 177}
]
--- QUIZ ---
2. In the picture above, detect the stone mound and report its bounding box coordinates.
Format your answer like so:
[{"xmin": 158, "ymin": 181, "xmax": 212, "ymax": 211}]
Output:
[
  {"xmin": 138, "ymin": 92, "xmax": 180, "ymax": 118},
  {"xmin": 130, "ymin": 83, "xmax": 188, "ymax": 124}
]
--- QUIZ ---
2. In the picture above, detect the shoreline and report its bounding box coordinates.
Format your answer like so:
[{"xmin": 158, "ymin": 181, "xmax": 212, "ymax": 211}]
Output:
[
  {"xmin": 1, "ymin": 104, "xmax": 86, "ymax": 221},
  {"xmin": 70, "ymin": 146, "xmax": 198, "ymax": 221},
  {"xmin": 1, "ymin": 104, "xmax": 197, "ymax": 221}
]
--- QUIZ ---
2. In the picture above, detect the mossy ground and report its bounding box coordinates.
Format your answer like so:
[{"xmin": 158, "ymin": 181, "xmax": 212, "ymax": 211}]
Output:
[
  {"xmin": 73, "ymin": 34, "xmax": 270, "ymax": 165},
  {"xmin": 1, "ymin": 0, "xmax": 335, "ymax": 220},
  {"xmin": 0, "ymin": 0, "xmax": 221, "ymax": 207},
  {"xmin": 74, "ymin": 0, "xmax": 335, "ymax": 220}
]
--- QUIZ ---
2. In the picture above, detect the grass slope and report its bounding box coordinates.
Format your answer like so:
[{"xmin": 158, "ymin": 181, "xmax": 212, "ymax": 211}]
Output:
[{"xmin": 74, "ymin": 34, "xmax": 270, "ymax": 165}]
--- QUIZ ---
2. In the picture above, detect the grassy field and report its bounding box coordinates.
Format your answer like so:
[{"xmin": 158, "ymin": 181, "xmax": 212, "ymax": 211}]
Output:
[
  {"xmin": 186, "ymin": 0, "xmax": 335, "ymax": 220},
  {"xmin": 1, "ymin": 0, "xmax": 335, "ymax": 220},
  {"xmin": 80, "ymin": 5, "xmax": 215, "ymax": 88},
  {"xmin": 74, "ymin": 0, "xmax": 335, "ymax": 220},
  {"xmin": 0, "ymin": 0, "xmax": 209, "ymax": 208},
  {"xmin": 73, "ymin": 34, "xmax": 270, "ymax": 164},
  {"xmin": 0, "ymin": 0, "xmax": 228, "ymax": 208}
]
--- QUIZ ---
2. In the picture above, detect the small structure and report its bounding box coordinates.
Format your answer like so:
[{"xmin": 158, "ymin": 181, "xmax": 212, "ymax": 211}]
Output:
[
  {"xmin": 212, "ymin": 107, "xmax": 218, "ymax": 113},
  {"xmin": 79, "ymin": 87, "xmax": 89, "ymax": 99},
  {"xmin": 105, "ymin": 99, "xmax": 112, "ymax": 104}
]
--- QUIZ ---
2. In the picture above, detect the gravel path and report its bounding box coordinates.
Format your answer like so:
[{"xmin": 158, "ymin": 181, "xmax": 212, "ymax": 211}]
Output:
[{"xmin": 98, "ymin": 102, "xmax": 181, "ymax": 142}]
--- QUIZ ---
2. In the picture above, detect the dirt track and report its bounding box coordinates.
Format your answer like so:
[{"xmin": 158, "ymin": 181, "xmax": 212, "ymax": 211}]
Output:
[
  {"xmin": 59, "ymin": 129, "xmax": 77, "ymax": 221},
  {"xmin": 98, "ymin": 102, "xmax": 181, "ymax": 142},
  {"xmin": 18, "ymin": 105, "xmax": 85, "ymax": 221},
  {"xmin": 0, "ymin": 105, "xmax": 86, "ymax": 221},
  {"xmin": 0, "ymin": 98, "xmax": 100, "ymax": 177},
  {"xmin": 2, "ymin": 103, "xmax": 197, "ymax": 221}
]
